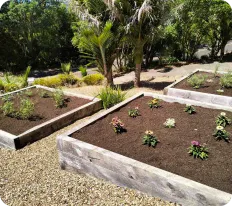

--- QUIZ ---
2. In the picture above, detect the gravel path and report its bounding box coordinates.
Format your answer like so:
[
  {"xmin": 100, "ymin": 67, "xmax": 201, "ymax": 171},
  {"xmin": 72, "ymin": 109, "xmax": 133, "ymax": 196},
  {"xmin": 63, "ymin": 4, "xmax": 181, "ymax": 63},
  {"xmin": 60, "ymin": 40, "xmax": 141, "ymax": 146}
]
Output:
[{"xmin": 0, "ymin": 111, "xmax": 177, "ymax": 206}]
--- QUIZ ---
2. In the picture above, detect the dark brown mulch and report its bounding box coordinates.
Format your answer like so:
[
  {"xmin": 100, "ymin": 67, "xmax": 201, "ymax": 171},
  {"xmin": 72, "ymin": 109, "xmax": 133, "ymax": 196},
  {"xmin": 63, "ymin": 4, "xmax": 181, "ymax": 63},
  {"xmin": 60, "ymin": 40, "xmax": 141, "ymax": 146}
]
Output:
[
  {"xmin": 72, "ymin": 96, "xmax": 232, "ymax": 194},
  {"xmin": 174, "ymin": 71, "xmax": 232, "ymax": 96},
  {"xmin": 0, "ymin": 88, "xmax": 91, "ymax": 135}
]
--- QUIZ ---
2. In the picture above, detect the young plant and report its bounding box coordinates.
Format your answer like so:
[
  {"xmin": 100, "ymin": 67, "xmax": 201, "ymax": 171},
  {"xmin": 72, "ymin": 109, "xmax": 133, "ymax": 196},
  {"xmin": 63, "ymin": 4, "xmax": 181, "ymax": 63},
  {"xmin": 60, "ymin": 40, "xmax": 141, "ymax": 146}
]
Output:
[
  {"xmin": 143, "ymin": 130, "xmax": 159, "ymax": 147},
  {"xmin": 213, "ymin": 126, "xmax": 230, "ymax": 142},
  {"xmin": 128, "ymin": 107, "xmax": 139, "ymax": 118},
  {"xmin": 24, "ymin": 90, "xmax": 33, "ymax": 97},
  {"xmin": 40, "ymin": 91, "xmax": 50, "ymax": 98},
  {"xmin": 1, "ymin": 94, "xmax": 13, "ymax": 102},
  {"xmin": 214, "ymin": 64, "xmax": 220, "ymax": 78},
  {"xmin": 220, "ymin": 72, "xmax": 232, "ymax": 88},
  {"xmin": 188, "ymin": 141, "xmax": 208, "ymax": 160},
  {"xmin": 1, "ymin": 101, "xmax": 15, "ymax": 117},
  {"xmin": 79, "ymin": 66, "xmax": 87, "ymax": 77},
  {"xmin": 53, "ymin": 89, "xmax": 65, "ymax": 108},
  {"xmin": 184, "ymin": 104, "xmax": 196, "ymax": 114},
  {"xmin": 187, "ymin": 74, "xmax": 207, "ymax": 89},
  {"xmin": 215, "ymin": 112, "xmax": 231, "ymax": 127},
  {"xmin": 110, "ymin": 117, "xmax": 125, "ymax": 134},
  {"xmin": 164, "ymin": 118, "xmax": 176, "ymax": 128},
  {"xmin": 22, "ymin": 66, "xmax": 31, "ymax": 87},
  {"xmin": 216, "ymin": 89, "xmax": 224, "ymax": 94},
  {"xmin": 148, "ymin": 98, "xmax": 161, "ymax": 109},
  {"xmin": 18, "ymin": 98, "xmax": 34, "ymax": 119},
  {"xmin": 61, "ymin": 62, "xmax": 71, "ymax": 75}
]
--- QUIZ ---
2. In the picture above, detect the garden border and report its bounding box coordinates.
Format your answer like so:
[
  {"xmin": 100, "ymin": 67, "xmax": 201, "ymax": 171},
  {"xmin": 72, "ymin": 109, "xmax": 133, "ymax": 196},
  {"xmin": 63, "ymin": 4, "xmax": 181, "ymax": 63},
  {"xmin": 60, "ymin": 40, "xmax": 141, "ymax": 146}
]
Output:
[
  {"xmin": 0, "ymin": 85, "xmax": 102, "ymax": 150},
  {"xmin": 163, "ymin": 69, "xmax": 232, "ymax": 107},
  {"xmin": 57, "ymin": 92, "xmax": 232, "ymax": 206}
]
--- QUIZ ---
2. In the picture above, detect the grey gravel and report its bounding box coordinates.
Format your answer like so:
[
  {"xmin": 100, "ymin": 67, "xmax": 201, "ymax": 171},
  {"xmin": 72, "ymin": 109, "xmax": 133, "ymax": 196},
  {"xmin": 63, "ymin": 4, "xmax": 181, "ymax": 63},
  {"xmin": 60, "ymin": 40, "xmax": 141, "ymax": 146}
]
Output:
[{"xmin": 0, "ymin": 112, "xmax": 177, "ymax": 206}]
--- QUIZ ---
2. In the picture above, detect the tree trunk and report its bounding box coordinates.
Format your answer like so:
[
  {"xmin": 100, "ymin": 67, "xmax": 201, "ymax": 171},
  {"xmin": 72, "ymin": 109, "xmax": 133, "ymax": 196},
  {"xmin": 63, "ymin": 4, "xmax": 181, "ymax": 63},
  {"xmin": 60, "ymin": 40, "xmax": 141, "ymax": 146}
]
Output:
[
  {"xmin": 106, "ymin": 68, "xmax": 114, "ymax": 87},
  {"xmin": 220, "ymin": 41, "xmax": 227, "ymax": 59},
  {"xmin": 134, "ymin": 64, "xmax": 141, "ymax": 88}
]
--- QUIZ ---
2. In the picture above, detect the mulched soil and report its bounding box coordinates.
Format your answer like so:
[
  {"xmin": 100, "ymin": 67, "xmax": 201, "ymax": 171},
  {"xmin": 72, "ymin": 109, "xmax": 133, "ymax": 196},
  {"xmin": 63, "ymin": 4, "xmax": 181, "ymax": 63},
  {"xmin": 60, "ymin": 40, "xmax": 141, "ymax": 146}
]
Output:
[
  {"xmin": 72, "ymin": 96, "xmax": 232, "ymax": 194},
  {"xmin": 0, "ymin": 88, "xmax": 90, "ymax": 135},
  {"xmin": 174, "ymin": 71, "xmax": 232, "ymax": 96}
]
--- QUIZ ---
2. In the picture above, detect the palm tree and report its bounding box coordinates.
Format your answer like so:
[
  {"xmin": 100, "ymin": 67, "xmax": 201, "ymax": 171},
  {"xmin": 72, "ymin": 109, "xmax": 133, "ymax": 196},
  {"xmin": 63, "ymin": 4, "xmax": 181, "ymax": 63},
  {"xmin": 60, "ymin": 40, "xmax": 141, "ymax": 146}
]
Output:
[
  {"xmin": 113, "ymin": 0, "xmax": 168, "ymax": 87},
  {"xmin": 74, "ymin": 21, "xmax": 116, "ymax": 86}
]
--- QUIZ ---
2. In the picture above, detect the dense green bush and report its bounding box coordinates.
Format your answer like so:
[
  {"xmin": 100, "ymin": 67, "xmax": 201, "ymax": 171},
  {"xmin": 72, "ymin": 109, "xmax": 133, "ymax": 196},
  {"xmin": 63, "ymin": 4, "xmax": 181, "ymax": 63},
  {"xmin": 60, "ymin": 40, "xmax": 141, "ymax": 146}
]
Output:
[
  {"xmin": 83, "ymin": 74, "xmax": 104, "ymax": 85},
  {"xmin": 220, "ymin": 73, "xmax": 232, "ymax": 88},
  {"xmin": 98, "ymin": 86, "xmax": 126, "ymax": 109}
]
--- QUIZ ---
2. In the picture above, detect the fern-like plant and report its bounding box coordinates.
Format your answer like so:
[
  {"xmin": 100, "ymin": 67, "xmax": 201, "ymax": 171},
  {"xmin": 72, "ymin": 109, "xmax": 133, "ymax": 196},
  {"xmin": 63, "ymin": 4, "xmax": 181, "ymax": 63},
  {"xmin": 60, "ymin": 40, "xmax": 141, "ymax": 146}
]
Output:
[{"xmin": 61, "ymin": 63, "xmax": 72, "ymax": 75}]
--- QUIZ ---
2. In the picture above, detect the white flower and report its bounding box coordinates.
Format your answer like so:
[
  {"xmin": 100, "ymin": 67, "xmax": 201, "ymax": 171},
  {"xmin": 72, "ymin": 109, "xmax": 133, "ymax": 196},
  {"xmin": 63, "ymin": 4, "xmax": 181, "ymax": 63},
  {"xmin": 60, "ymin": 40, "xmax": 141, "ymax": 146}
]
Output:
[
  {"xmin": 186, "ymin": 104, "xmax": 191, "ymax": 107},
  {"xmin": 145, "ymin": 130, "xmax": 153, "ymax": 135},
  {"xmin": 220, "ymin": 112, "xmax": 226, "ymax": 116},
  {"xmin": 216, "ymin": 126, "xmax": 224, "ymax": 131},
  {"xmin": 164, "ymin": 118, "xmax": 176, "ymax": 128},
  {"xmin": 207, "ymin": 79, "xmax": 213, "ymax": 83}
]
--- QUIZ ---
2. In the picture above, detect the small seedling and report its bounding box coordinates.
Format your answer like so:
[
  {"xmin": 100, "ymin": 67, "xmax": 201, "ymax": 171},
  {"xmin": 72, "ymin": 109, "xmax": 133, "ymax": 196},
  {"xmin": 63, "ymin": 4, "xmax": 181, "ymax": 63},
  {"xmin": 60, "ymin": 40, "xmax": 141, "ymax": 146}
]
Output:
[
  {"xmin": 184, "ymin": 104, "xmax": 196, "ymax": 114},
  {"xmin": 53, "ymin": 89, "xmax": 65, "ymax": 108},
  {"xmin": 24, "ymin": 90, "xmax": 33, "ymax": 97},
  {"xmin": 1, "ymin": 101, "xmax": 15, "ymax": 117},
  {"xmin": 17, "ymin": 98, "xmax": 34, "ymax": 119},
  {"xmin": 216, "ymin": 112, "xmax": 231, "ymax": 127},
  {"xmin": 40, "ymin": 91, "xmax": 50, "ymax": 98},
  {"xmin": 110, "ymin": 117, "xmax": 125, "ymax": 134},
  {"xmin": 143, "ymin": 130, "xmax": 159, "ymax": 147},
  {"xmin": 148, "ymin": 98, "xmax": 161, "ymax": 109},
  {"xmin": 213, "ymin": 126, "xmax": 230, "ymax": 142},
  {"xmin": 188, "ymin": 141, "xmax": 208, "ymax": 160},
  {"xmin": 164, "ymin": 118, "xmax": 176, "ymax": 128},
  {"xmin": 128, "ymin": 107, "xmax": 139, "ymax": 118}
]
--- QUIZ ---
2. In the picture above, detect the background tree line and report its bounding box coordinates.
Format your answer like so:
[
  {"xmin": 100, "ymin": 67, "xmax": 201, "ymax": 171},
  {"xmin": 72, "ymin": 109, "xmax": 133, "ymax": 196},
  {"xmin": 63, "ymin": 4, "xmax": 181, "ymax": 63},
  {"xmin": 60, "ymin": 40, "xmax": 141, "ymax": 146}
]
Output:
[{"xmin": 0, "ymin": 0, "xmax": 232, "ymax": 87}]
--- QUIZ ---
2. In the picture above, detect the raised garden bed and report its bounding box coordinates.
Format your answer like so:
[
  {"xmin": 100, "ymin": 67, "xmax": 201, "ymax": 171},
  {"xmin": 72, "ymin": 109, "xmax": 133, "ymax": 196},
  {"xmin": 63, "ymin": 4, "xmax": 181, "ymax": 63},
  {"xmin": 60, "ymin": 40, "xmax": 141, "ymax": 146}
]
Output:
[
  {"xmin": 0, "ymin": 85, "xmax": 102, "ymax": 149},
  {"xmin": 57, "ymin": 92, "xmax": 232, "ymax": 206},
  {"xmin": 164, "ymin": 69, "xmax": 232, "ymax": 107}
]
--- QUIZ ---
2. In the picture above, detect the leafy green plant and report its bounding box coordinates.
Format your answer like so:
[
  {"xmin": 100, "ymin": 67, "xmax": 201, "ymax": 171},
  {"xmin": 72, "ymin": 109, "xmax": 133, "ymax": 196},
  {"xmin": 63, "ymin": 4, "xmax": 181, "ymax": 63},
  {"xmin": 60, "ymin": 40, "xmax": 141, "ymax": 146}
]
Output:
[
  {"xmin": 24, "ymin": 90, "xmax": 33, "ymax": 97},
  {"xmin": 187, "ymin": 74, "xmax": 207, "ymax": 89},
  {"xmin": 164, "ymin": 118, "xmax": 176, "ymax": 128},
  {"xmin": 216, "ymin": 89, "xmax": 224, "ymax": 94},
  {"xmin": 128, "ymin": 107, "xmax": 139, "ymax": 118},
  {"xmin": 98, "ymin": 86, "xmax": 126, "ymax": 109},
  {"xmin": 22, "ymin": 66, "xmax": 31, "ymax": 87},
  {"xmin": 143, "ymin": 130, "xmax": 159, "ymax": 147},
  {"xmin": 0, "ymin": 79, "xmax": 4, "ymax": 91},
  {"xmin": 188, "ymin": 141, "xmax": 208, "ymax": 160},
  {"xmin": 58, "ymin": 74, "xmax": 79, "ymax": 86},
  {"xmin": 1, "ymin": 101, "xmax": 15, "ymax": 117},
  {"xmin": 34, "ymin": 76, "xmax": 63, "ymax": 88},
  {"xmin": 213, "ymin": 126, "xmax": 230, "ymax": 142},
  {"xmin": 216, "ymin": 112, "xmax": 231, "ymax": 127},
  {"xmin": 53, "ymin": 89, "xmax": 65, "ymax": 108},
  {"xmin": 148, "ymin": 98, "xmax": 161, "ymax": 109},
  {"xmin": 184, "ymin": 104, "xmax": 196, "ymax": 114},
  {"xmin": 61, "ymin": 62, "xmax": 72, "ymax": 75},
  {"xmin": 17, "ymin": 98, "xmax": 34, "ymax": 119},
  {"xmin": 83, "ymin": 74, "xmax": 104, "ymax": 85},
  {"xmin": 110, "ymin": 117, "xmax": 125, "ymax": 134},
  {"xmin": 1, "ymin": 94, "xmax": 13, "ymax": 102},
  {"xmin": 79, "ymin": 66, "xmax": 87, "ymax": 77},
  {"xmin": 4, "ymin": 83, "xmax": 20, "ymax": 92},
  {"xmin": 220, "ymin": 72, "xmax": 232, "ymax": 88},
  {"xmin": 40, "ymin": 91, "xmax": 51, "ymax": 98}
]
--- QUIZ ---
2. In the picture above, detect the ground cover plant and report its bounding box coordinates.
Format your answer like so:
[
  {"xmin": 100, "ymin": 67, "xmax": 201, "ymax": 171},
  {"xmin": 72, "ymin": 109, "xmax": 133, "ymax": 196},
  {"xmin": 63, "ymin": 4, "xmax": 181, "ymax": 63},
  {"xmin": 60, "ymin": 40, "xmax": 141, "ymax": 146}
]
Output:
[
  {"xmin": 0, "ymin": 88, "xmax": 90, "ymax": 135},
  {"xmin": 72, "ymin": 96, "xmax": 232, "ymax": 194},
  {"xmin": 175, "ymin": 71, "xmax": 232, "ymax": 97},
  {"xmin": 184, "ymin": 104, "xmax": 196, "ymax": 114}
]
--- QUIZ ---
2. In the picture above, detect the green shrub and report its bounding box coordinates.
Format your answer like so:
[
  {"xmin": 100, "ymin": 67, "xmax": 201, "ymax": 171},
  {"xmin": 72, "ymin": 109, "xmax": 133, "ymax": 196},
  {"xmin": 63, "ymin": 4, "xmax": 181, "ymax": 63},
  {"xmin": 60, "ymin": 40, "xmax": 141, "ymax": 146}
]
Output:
[
  {"xmin": 98, "ymin": 86, "xmax": 126, "ymax": 109},
  {"xmin": 83, "ymin": 74, "xmax": 104, "ymax": 85},
  {"xmin": 58, "ymin": 74, "xmax": 79, "ymax": 85},
  {"xmin": 0, "ymin": 79, "xmax": 4, "ymax": 91},
  {"xmin": 17, "ymin": 98, "xmax": 34, "ymax": 119},
  {"xmin": 34, "ymin": 76, "xmax": 62, "ymax": 88},
  {"xmin": 187, "ymin": 74, "xmax": 207, "ymax": 89},
  {"xmin": 22, "ymin": 66, "xmax": 31, "ymax": 87},
  {"xmin": 79, "ymin": 66, "xmax": 87, "ymax": 77},
  {"xmin": 53, "ymin": 89, "xmax": 65, "ymax": 108},
  {"xmin": 220, "ymin": 72, "xmax": 232, "ymax": 88},
  {"xmin": 61, "ymin": 62, "xmax": 72, "ymax": 75},
  {"xmin": 4, "ymin": 83, "xmax": 20, "ymax": 92},
  {"xmin": 1, "ymin": 100, "xmax": 15, "ymax": 117},
  {"xmin": 40, "ymin": 90, "xmax": 51, "ymax": 98}
]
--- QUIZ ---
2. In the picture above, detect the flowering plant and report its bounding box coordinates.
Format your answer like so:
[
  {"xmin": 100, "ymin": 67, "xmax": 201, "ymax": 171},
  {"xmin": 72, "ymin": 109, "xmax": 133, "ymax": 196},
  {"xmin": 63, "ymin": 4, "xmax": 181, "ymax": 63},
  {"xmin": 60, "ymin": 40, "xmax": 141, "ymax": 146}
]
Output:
[
  {"xmin": 216, "ymin": 112, "xmax": 231, "ymax": 127},
  {"xmin": 213, "ymin": 126, "xmax": 230, "ymax": 142},
  {"xmin": 163, "ymin": 118, "xmax": 176, "ymax": 128},
  {"xmin": 143, "ymin": 130, "xmax": 159, "ymax": 147},
  {"xmin": 188, "ymin": 141, "xmax": 208, "ymax": 160},
  {"xmin": 184, "ymin": 104, "xmax": 196, "ymax": 114},
  {"xmin": 148, "ymin": 98, "xmax": 161, "ymax": 109},
  {"xmin": 128, "ymin": 106, "xmax": 139, "ymax": 118},
  {"xmin": 110, "ymin": 117, "xmax": 125, "ymax": 133}
]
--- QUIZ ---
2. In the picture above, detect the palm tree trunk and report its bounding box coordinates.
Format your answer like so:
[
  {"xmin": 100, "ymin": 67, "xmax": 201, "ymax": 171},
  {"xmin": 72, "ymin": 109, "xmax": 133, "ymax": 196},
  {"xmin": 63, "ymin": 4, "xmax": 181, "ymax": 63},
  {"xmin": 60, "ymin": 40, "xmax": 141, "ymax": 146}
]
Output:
[
  {"xmin": 134, "ymin": 64, "xmax": 141, "ymax": 87},
  {"xmin": 106, "ymin": 68, "xmax": 114, "ymax": 87}
]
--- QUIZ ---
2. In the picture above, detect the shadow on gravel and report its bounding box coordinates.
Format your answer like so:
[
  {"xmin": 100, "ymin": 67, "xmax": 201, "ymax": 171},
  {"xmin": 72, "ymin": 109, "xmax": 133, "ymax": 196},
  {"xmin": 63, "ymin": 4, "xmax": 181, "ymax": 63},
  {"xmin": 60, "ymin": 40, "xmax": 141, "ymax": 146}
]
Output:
[{"xmin": 118, "ymin": 81, "xmax": 174, "ymax": 91}]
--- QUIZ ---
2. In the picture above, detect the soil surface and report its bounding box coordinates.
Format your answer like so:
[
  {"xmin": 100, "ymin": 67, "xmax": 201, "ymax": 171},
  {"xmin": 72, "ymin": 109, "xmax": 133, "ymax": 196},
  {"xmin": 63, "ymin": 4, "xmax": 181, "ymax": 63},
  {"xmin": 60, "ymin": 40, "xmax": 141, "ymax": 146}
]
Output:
[
  {"xmin": 175, "ymin": 71, "xmax": 232, "ymax": 96},
  {"xmin": 0, "ymin": 88, "xmax": 90, "ymax": 135},
  {"xmin": 72, "ymin": 96, "xmax": 232, "ymax": 194}
]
